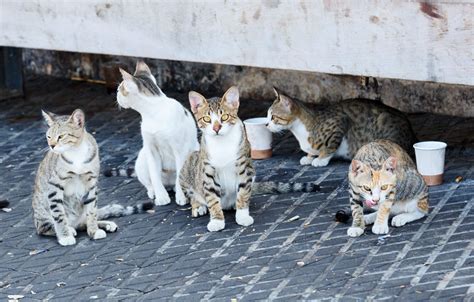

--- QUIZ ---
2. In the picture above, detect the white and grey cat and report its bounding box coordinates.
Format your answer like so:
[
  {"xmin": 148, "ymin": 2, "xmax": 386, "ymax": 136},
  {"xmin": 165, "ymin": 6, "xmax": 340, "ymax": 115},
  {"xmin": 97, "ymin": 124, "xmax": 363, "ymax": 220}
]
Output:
[
  {"xmin": 116, "ymin": 61, "xmax": 199, "ymax": 206},
  {"xmin": 33, "ymin": 109, "xmax": 153, "ymax": 246}
]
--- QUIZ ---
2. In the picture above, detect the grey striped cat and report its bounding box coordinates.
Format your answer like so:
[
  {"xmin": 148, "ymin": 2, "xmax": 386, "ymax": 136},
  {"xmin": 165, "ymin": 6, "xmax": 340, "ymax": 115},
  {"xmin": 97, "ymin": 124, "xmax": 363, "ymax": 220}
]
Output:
[
  {"xmin": 267, "ymin": 88, "xmax": 417, "ymax": 167},
  {"xmin": 180, "ymin": 87, "xmax": 320, "ymax": 232},
  {"xmin": 33, "ymin": 109, "xmax": 152, "ymax": 246},
  {"xmin": 347, "ymin": 140, "xmax": 429, "ymax": 237}
]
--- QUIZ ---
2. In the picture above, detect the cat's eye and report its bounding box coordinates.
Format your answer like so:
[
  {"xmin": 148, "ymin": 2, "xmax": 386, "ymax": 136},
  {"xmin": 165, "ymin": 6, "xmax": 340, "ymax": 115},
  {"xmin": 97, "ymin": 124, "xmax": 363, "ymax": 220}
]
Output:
[
  {"xmin": 58, "ymin": 135, "xmax": 63, "ymax": 140},
  {"xmin": 381, "ymin": 185, "xmax": 389, "ymax": 190},
  {"xmin": 47, "ymin": 135, "xmax": 51, "ymax": 139},
  {"xmin": 221, "ymin": 114, "xmax": 229, "ymax": 121},
  {"xmin": 203, "ymin": 116, "xmax": 211, "ymax": 123},
  {"xmin": 363, "ymin": 185, "xmax": 371, "ymax": 191}
]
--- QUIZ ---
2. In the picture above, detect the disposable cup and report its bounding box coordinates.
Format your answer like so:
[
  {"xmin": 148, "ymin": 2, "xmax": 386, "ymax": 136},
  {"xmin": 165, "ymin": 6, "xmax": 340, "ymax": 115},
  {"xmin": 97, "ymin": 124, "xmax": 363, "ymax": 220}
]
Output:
[
  {"xmin": 243, "ymin": 117, "xmax": 273, "ymax": 160},
  {"xmin": 413, "ymin": 141, "xmax": 447, "ymax": 186}
]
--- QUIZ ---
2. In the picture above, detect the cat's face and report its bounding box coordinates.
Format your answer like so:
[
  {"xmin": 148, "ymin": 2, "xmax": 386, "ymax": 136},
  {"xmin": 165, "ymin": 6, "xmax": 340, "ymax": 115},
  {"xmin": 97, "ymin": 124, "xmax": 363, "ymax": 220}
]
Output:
[
  {"xmin": 42, "ymin": 109, "xmax": 85, "ymax": 154},
  {"xmin": 188, "ymin": 86, "xmax": 240, "ymax": 137},
  {"xmin": 266, "ymin": 88, "xmax": 297, "ymax": 133},
  {"xmin": 349, "ymin": 157, "xmax": 397, "ymax": 207},
  {"xmin": 117, "ymin": 61, "xmax": 162, "ymax": 109}
]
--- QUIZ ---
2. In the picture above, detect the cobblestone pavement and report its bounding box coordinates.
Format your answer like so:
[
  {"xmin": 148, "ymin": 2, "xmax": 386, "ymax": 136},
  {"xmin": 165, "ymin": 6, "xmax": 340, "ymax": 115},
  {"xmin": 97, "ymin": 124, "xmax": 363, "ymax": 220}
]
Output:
[{"xmin": 1, "ymin": 77, "xmax": 473, "ymax": 301}]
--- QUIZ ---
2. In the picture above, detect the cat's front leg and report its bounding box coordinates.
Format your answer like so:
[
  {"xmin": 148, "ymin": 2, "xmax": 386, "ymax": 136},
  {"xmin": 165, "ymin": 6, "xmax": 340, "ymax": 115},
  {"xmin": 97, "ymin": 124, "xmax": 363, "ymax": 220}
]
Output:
[
  {"xmin": 347, "ymin": 198, "xmax": 365, "ymax": 237},
  {"xmin": 173, "ymin": 154, "xmax": 187, "ymax": 206},
  {"xmin": 48, "ymin": 181, "xmax": 76, "ymax": 246},
  {"xmin": 311, "ymin": 153, "xmax": 334, "ymax": 167},
  {"xmin": 83, "ymin": 184, "xmax": 106, "ymax": 240},
  {"xmin": 203, "ymin": 168, "xmax": 225, "ymax": 232},
  {"xmin": 144, "ymin": 146, "xmax": 170, "ymax": 206},
  {"xmin": 309, "ymin": 127, "xmax": 343, "ymax": 167},
  {"xmin": 235, "ymin": 164, "xmax": 254, "ymax": 227},
  {"xmin": 372, "ymin": 200, "xmax": 393, "ymax": 235},
  {"xmin": 300, "ymin": 154, "xmax": 315, "ymax": 165}
]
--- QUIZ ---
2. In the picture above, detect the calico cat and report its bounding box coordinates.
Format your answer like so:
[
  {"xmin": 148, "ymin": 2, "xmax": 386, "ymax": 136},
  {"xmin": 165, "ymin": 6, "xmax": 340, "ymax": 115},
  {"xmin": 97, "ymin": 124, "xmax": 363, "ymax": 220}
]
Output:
[
  {"xmin": 33, "ymin": 109, "xmax": 153, "ymax": 246},
  {"xmin": 266, "ymin": 88, "xmax": 417, "ymax": 167},
  {"xmin": 180, "ymin": 87, "xmax": 321, "ymax": 232},
  {"xmin": 346, "ymin": 140, "xmax": 429, "ymax": 237},
  {"xmin": 117, "ymin": 61, "xmax": 199, "ymax": 206}
]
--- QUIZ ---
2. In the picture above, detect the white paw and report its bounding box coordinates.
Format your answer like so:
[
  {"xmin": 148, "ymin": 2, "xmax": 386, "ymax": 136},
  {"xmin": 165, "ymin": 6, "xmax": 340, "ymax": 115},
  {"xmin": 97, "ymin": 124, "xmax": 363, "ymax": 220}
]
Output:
[
  {"xmin": 235, "ymin": 208, "xmax": 254, "ymax": 227},
  {"xmin": 154, "ymin": 191, "xmax": 171, "ymax": 206},
  {"xmin": 175, "ymin": 188, "xmax": 187, "ymax": 206},
  {"xmin": 311, "ymin": 157, "xmax": 331, "ymax": 167},
  {"xmin": 67, "ymin": 226, "xmax": 77, "ymax": 237},
  {"xmin": 147, "ymin": 189, "xmax": 155, "ymax": 200},
  {"xmin": 392, "ymin": 215, "xmax": 409, "ymax": 227},
  {"xmin": 372, "ymin": 223, "xmax": 389, "ymax": 235},
  {"xmin": 192, "ymin": 205, "xmax": 207, "ymax": 217},
  {"xmin": 58, "ymin": 235, "xmax": 76, "ymax": 246},
  {"xmin": 207, "ymin": 219, "xmax": 225, "ymax": 232},
  {"xmin": 93, "ymin": 229, "xmax": 107, "ymax": 240},
  {"xmin": 347, "ymin": 227, "xmax": 364, "ymax": 237},
  {"xmin": 300, "ymin": 156, "xmax": 313, "ymax": 165},
  {"xmin": 102, "ymin": 221, "xmax": 118, "ymax": 232}
]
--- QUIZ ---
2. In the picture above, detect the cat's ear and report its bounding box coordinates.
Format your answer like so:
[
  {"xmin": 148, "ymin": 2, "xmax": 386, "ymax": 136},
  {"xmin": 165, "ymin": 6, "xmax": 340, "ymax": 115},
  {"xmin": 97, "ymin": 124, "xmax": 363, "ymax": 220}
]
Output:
[
  {"xmin": 119, "ymin": 68, "xmax": 138, "ymax": 93},
  {"xmin": 272, "ymin": 86, "xmax": 280, "ymax": 98},
  {"xmin": 68, "ymin": 109, "xmax": 85, "ymax": 128},
  {"xmin": 41, "ymin": 110, "xmax": 57, "ymax": 127},
  {"xmin": 383, "ymin": 156, "xmax": 397, "ymax": 173},
  {"xmin": 222, "ymin": 86, "xmax": 240, "ymax": 109},
  {"xmin": 350, "ymin": 160, "xmax": 366, "ymax": 176},
  {"xmin": 279, "ymin": 94, "xmax": 293, "ymax": 112},
  {"xmin": 134, "ymin": 61, "xmax": 151, "ymax": 75},
  {"xmin": 189, "ymin": 91, "xmax": 207, "ymax": 114}
]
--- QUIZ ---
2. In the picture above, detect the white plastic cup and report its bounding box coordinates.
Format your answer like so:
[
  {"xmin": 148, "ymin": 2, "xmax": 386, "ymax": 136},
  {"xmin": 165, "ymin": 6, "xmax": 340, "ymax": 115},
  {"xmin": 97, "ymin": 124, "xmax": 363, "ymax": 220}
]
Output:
[
  {"xmin": 413, "ymin": 141, "xmax": 447, "ymax": 186},
  {"xmin": 243, "ymin": 117, "xmax": 273, "ymax": 159}
]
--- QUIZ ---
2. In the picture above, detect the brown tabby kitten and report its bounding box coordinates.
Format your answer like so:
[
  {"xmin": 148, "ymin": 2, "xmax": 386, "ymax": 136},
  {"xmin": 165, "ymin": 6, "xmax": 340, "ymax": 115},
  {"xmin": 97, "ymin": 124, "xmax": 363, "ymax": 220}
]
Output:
[
  {"xmin": 347, "ymin": 140, "xmax": 429, "ymax": 237},
  {"xmin": 267, "ymin": 88, "xmax": 417, "ymax": 167}
]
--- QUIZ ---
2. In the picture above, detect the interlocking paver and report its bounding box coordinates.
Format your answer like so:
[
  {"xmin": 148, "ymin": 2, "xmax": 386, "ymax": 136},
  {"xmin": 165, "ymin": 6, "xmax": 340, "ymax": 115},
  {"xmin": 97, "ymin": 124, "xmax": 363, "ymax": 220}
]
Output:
[{"xmin": 0, "ymin": 76, "xmax": 473, "ymax": 300}]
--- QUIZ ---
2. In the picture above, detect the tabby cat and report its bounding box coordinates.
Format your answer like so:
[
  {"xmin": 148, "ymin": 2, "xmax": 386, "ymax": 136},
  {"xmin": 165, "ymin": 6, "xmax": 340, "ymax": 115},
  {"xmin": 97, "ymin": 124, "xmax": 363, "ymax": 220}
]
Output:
[
  {"xmin": 33, "ymin": 109, "xmax": 152, "ymax": 246},
  {"xmin": 116, "ymin": 61, "xmax": 199, "ymax": 206},
  {"xmin": 180, "ymin": 87, "xmax": 320, "ymax": 232},
  {"xmin": 346, "ymin": 140, "xmax": 429, "ymax": 237},
  {"xmin": 267, "ymin": 88, "xmax": 417, "ymax": 167}
]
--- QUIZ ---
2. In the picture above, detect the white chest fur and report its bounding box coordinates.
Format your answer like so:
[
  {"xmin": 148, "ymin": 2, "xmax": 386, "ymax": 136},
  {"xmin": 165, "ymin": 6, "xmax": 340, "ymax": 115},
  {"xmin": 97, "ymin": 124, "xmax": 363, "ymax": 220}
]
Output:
[
  {"xmin": 205, "ymin": 123, "xmax": 242, "ymax": 210},
  {"xmin": 62, "ymin": 140, "xmax": 94, "ymax": 175},
  {"xmin": 290, "ymin": 119, "xmax": 317, "ymax": 155}
]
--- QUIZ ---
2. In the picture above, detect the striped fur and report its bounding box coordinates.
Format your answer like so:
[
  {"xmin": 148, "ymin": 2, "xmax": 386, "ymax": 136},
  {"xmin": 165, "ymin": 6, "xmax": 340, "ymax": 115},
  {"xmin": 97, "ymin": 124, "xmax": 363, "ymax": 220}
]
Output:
[
  {"xmin": 33, "ymin": 109, "xmax": 152, "ymax": 246},
  {"xmin": 346, "ymin": 140, "xmax": 429, "ymax": 237},
  {"xmin": 267, "ymin": 88, "xmax": 417, "ymax": 168}
]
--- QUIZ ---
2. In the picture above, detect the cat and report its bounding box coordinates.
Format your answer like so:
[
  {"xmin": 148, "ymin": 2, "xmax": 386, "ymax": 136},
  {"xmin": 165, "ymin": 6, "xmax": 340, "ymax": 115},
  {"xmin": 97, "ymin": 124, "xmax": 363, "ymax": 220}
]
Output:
[
  {"xmin": 117, "ymin": 61, "xmax": 199, "ymax": 206},
  {"xmin": 180, "ymin": 86, "xmax": 321, "ymax": 232},
  {"xmin": 266, "ymin": 88, "xmax": 417, "ymax": 167},
  {"xmin": 346, "ymin": 139, "xmax": 429, "ymax": 237},
  {"xmin": 33, "ymin": 109, "xmax": 153, "ymax": 246}
]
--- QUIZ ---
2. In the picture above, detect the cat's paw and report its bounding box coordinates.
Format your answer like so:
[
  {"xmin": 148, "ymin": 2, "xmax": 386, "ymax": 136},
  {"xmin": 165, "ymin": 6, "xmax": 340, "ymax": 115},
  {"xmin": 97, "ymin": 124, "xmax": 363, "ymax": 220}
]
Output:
[
  {"xmin": 236, "ymin": 208, "xmax": 254, "ymax": 226},
  {"xmin": 192, "ymin": 205, "xmax": 207, "ymax": 217},
  {"xmin": 58, "ymin": 235, "xmax": 76, "ymax": 246},
  {"xmin": 311, "ymin": 157, "xmax": 331, "ymax": 167},
  {"xmin": 154, "ymin": 191, "xmax": 171, "ymax": 206},
  {"xmin": 93, "ymin": 229, "xmax": 107, "ymax": 240},
  {"xmin": 347, "ymin": 227, "xmax": 364, "ymax": 237},
  {"xmin": 391, "ymin": 215, "xmax": 409, "ymax": 227},
  {"xmin": 372, "ymin": 223, "xmax": 389, "ymax": 235},
  {"xmin": 67, "ymin": 226, "xmax": 77, "ymax": 237},
  {"xmin": 300, "ymin": 156, "xmax": 313, "ymax": 165},
  {"xmin": 175, "ymin": 189, "xmax": 187, "ymax": 206},
  {"xmin": 207, "ymin": 219, "xmax": 225, "ymax": 232},
  {"xmin": 100, "ymin": 221, "xmax": 118, "ymax": 232},
  {"xmin": 146, "ymin": 189, "xmax": 155, "ymax": 200}
]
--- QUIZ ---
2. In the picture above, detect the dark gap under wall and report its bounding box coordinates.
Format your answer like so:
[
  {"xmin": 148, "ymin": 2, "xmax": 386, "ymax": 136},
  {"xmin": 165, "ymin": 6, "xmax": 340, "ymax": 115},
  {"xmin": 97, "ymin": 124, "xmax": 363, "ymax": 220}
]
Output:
[{"xmin": 22, "ymin": 48, "xmax": 474, "ymax": 117}]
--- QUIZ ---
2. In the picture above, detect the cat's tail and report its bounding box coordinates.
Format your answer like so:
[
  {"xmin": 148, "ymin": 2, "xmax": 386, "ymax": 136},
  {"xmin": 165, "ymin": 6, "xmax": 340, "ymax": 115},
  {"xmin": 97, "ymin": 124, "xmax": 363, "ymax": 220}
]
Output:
[
  {"xmin": 103, "ymin": 167, "xmax": 136, "ymax": 177},
  {"xmin": 97, "ymin": 202, "xmax": 154, "ymax": 220},
  {"xmin": 0, "ymin": 199, "xmax": 9, "ymax": 209},
  {"xmin": 252, "ymin": 181, "xmax": 320, "ymax": 195}
]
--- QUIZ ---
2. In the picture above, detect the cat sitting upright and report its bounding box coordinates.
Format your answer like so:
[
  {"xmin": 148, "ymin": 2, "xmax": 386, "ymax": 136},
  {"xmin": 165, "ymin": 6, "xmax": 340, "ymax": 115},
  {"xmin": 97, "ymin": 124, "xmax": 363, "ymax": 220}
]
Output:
[
  {"xmin": 117, "ymin": 61, "xmax": 199, "ymax": 206},
  {"xmin": 266, "ymin": 88, "xmax": 417, "ymax": 167}
]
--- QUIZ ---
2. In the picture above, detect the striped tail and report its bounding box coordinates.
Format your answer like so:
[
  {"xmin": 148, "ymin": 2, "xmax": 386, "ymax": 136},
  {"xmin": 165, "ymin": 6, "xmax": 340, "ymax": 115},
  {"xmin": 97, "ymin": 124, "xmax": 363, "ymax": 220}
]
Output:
[
  {"xmin": 103, "ymin": 167, "xmax": 136, "ymax": 177},
  {"xmin": 97, "ymin": 202, "xmax": 154, "ymax": 220},
  {"xmin": 252, "ymin": 181, "xmax": 320, "ymax": 195},
  {"xmin": 0, "ymin": 200, "xmax": 9, "ymax": 209}
]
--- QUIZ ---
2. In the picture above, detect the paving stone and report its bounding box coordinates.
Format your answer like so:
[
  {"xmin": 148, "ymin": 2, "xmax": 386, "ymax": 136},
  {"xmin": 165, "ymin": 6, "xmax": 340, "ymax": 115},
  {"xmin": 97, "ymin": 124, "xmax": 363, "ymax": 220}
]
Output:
[{"xmin": 0, "ymin": 76, "xmax": 472, "ymax": 300}]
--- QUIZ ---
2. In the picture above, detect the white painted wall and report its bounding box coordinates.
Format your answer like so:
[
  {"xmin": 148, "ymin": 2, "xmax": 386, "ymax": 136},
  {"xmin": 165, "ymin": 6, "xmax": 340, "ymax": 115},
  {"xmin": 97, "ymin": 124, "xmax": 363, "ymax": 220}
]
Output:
[{"xmin": 1, "ymin": 0, "xmax": 473, "ymax": 85}]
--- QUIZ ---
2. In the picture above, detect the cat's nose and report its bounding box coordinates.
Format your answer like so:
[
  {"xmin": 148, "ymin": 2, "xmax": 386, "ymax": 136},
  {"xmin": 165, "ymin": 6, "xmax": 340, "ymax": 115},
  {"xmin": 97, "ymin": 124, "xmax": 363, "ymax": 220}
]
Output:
[
  {"xmin": 213, "ymin": 123, "xmax": 222, "ymax": 134},
  {"xmin": 50, "ymin": 143, "xmax": 56, "ymax": 149}
]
